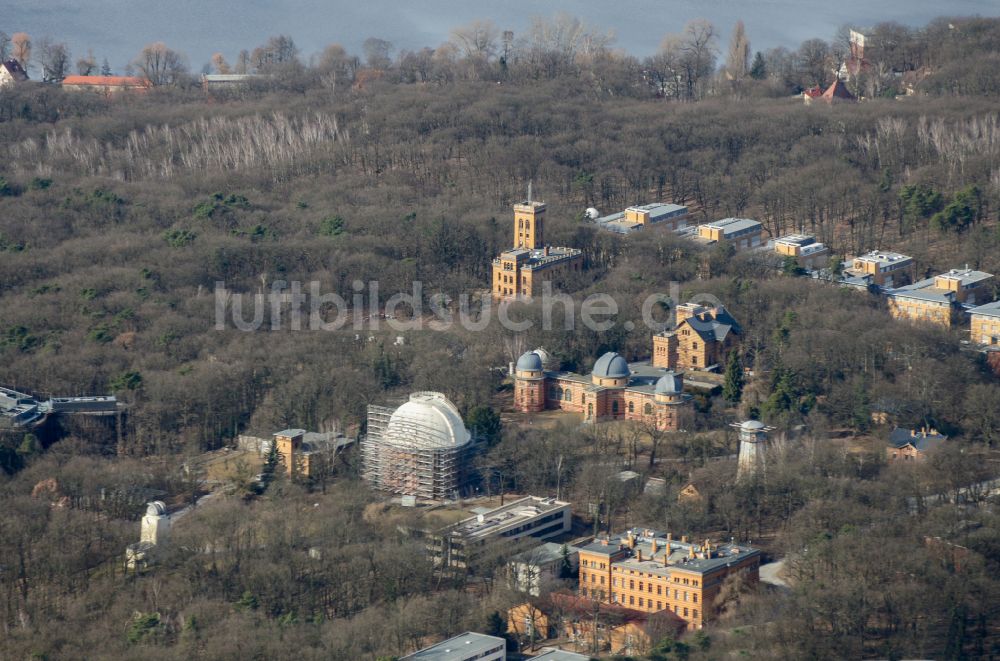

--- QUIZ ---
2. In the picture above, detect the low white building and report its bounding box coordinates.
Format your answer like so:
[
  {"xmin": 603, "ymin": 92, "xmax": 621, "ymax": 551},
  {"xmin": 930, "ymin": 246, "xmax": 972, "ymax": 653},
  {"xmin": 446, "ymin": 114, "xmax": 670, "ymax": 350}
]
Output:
[
  {"xmin": 402, "ymin": 632, "xmax": 506, "ymax": 661},
  {"xmin": 508, "ymin": 541, "xmax": 580, "ymax": 596}
]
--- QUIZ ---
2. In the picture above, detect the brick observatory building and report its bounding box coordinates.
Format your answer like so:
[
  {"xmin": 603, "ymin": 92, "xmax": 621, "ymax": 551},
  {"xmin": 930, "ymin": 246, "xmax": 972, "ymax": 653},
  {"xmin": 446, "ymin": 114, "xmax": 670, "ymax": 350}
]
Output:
[
  {"xmin": 652, "ymin": 303, "xmax": 741, "ymax": 371},
  {"xmin": 492, "ymin": 187, "xmax": 583, "ymax": 300},
  {"xmin": 513, "ymin": 350, "xmax": 692, "ymax": 431},
  {"xmin": 578, "ymin": 528, "xmax": 760, "ymax": 630}
]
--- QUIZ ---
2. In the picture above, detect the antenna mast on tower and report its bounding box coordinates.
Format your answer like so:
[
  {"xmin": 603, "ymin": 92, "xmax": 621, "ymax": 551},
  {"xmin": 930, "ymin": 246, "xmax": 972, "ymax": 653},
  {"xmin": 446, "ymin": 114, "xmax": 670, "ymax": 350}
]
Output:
[{"xmin": 527, "ymin": 180, "xmax": 533, "ymax": 203}]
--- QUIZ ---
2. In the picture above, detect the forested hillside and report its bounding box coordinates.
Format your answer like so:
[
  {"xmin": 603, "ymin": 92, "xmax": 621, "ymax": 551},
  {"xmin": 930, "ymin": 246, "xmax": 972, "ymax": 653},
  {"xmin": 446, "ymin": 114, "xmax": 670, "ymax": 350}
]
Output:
[{"xmin": 1, "ymin": 13, "xmax": 1000, "ymax": 660}]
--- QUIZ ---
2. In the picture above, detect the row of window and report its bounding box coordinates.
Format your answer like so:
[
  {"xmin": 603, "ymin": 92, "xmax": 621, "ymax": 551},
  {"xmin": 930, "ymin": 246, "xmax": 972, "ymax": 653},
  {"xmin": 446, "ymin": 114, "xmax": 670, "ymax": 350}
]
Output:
[
  {"xmin": 613, "ymin": 579, "xmax": 698, "ymax": 602},
  {"xmin": 614, "ymin": 566, "xmax": 699, "ymax": 587}
]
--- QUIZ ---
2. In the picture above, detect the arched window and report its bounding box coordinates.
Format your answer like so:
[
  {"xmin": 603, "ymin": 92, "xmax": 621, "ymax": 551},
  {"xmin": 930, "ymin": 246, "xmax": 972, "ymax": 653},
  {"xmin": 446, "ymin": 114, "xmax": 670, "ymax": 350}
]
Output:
[
  {"xmin": 612, "ymin": 400, "xmax": 619, "ymax": 415},
  {"xmin": 644, "ymin": 403, "xmax": 653, "ymax": 415},
  {"xmin": 628, "ymin": 401, "xmax": 635, "ymax": 413},
  {"xmin": 564, "ymin": 389, "xmax": 572, "ymax": 401},
  {"xmin": 587, "ymin": 403, "xmax": 593, "ymax": 419}
]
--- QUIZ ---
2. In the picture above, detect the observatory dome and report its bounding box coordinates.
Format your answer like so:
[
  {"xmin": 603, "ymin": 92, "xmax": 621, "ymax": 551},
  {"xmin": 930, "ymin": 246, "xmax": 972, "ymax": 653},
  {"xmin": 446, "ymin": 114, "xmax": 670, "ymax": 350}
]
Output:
[
  {"xmin": 655, "ymin": 373, "xmax": 683, "ymax": 394},
  {"xmin": 592, "ymin": 352, "xmax": 630, "ymax": 379},
  {"xmin": 516, "ymin": 351, "xmax": 543, "ymax": 371},
  {"xmin": 384, "ymin": 392, "xmax": 471, "ymax": 450},
  {"xmin": 741, "ymin": 420, "xmax": 766, "ymax": 431}
]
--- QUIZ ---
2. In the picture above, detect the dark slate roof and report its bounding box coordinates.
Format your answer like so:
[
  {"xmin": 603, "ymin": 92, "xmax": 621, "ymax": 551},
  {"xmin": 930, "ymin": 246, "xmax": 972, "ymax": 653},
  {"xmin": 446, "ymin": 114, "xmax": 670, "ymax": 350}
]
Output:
[
  {"xmin": 889, "ymin": 427, "xmax": 947, "ymax": 452},
  {"xmin": 1, "ymin": 59, "xmax": 28, "ymax": 81},
  {"xmin": 683, "ymin": 306, "xmax": 741, "ymax": 342}
]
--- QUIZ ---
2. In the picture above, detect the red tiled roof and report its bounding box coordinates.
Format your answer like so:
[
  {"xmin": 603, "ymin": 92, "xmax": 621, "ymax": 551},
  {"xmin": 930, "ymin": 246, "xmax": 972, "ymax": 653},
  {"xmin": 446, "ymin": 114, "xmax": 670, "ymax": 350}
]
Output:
[
  {"xmin": 821, "ymin": 79, "xmax": 856, "ymax": 102},
  {"xmin": 803, "ymin": 86, "xmax": 823, "ymax": 98},
  {"xmin": 62, "ymin": 75, "xmax": 149, "ymax": 87}
]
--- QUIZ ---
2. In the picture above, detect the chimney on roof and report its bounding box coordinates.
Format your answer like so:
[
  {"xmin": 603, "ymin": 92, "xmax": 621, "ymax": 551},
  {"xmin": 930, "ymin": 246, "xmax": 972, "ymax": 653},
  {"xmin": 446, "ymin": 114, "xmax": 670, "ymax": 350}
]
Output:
[
  {"xmin": 689, "ymin": 546, "xmax": 695, "ymax": 559},
  {"xmin": 637, "ymin": 549, "xmax": 643, "ymax": 562},
  {"xmin": 651, "ymin": 538, "xmax": 658, "ymax": 554},
  {"xmin": 681, "ymin": 535, "xmax": 688, "ymax": 544},
  {"xmin": 627, "ymin": 532, "xmax": 636, "ymax": 549},
  {"xmin": 544, "ymin": 246, "xmax": 550, "ymax": 256}
]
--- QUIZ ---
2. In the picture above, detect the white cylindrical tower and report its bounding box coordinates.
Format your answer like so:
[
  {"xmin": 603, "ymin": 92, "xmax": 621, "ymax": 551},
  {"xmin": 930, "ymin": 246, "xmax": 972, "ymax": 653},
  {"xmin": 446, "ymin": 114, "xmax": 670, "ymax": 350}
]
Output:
[{"xmin": 733, "ymin": 420, "xmax": 774, "ymax": 481}]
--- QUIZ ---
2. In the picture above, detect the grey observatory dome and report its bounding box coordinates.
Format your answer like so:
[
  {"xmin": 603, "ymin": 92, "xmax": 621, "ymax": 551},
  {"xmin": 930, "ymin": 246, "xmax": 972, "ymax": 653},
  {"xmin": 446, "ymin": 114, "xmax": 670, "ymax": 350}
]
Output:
[
  {"xmin": 592, "ymin": 351, "xmax": 630, "ymax": 378},
  {"xmin": 655, "ymin": 373, "xmax": 683, "ymax": 394},
  {"xmin": 741, "ymin": 420, "xmax": 766, "ymax": 431},
  {"xmin": 516, "ymin": 351, "xmax": 543, "ymax": 371}
]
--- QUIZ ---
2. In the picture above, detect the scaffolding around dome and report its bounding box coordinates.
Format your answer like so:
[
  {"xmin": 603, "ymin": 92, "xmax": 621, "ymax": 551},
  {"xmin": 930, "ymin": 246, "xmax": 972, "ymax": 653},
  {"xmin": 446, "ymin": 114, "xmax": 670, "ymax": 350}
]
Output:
[{"xmin": 362, "ymin": 392, "xmax": 473, "ymax": 500}]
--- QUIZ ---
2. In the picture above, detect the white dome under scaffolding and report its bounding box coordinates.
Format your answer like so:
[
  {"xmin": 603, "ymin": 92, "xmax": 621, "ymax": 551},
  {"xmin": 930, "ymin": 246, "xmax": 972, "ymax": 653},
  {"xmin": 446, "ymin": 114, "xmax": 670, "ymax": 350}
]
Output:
[{"xmin": 362, "ymin": 391, "xmax": 472, "ymax": 501}]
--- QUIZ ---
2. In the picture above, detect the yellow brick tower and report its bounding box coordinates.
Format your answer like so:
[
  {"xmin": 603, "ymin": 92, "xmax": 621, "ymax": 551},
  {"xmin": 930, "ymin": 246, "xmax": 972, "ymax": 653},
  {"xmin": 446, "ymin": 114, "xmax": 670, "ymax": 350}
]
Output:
[{"xmin": 513, "ymin": 182, "xmax": 545, "ymax": 249}]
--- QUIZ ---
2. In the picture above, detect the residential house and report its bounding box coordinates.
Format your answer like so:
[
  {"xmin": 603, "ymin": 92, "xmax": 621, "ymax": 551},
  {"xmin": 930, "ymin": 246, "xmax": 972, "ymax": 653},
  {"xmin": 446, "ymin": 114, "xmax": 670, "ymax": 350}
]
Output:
[
  {"xmin": 652, "ymin": 303, "xmax": 741, "ymax": 372},
  {"xmin": 0, "ymin": 59, "xmax": 28, "ymax": 88},
  {"xmin": 886, "ymin": 427, "xmax": 946, "ymax": 462},
  {"xmin": 508, "ymin": 541, "xmax": 580, "ymax": 596}
]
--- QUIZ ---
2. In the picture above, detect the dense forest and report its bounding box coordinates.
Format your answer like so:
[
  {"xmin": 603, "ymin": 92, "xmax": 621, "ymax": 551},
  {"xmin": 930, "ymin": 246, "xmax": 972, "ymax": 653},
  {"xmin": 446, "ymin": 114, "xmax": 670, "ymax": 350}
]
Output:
[{"xmin": 1, "ymin": 13, "xmax": 1000, "ymax": 660}]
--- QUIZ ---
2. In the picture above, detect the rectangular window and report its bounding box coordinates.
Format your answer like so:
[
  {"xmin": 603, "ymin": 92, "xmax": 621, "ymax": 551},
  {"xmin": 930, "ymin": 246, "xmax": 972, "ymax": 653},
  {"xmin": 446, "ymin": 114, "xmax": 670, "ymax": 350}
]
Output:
[
  {"xmin": 657, "ymin": 586, "xmax": 662, "ymax": 595},
  {"xmin": 694, "ymin": 609, "xmax": 699, "ymax": 619},
  {"xmin": 629, "ymin": 596, "xmax": 634, "ymax": 605},
  {"xmin": 639, "ymin": 598, "xmax": 644, "ymax": 607}
]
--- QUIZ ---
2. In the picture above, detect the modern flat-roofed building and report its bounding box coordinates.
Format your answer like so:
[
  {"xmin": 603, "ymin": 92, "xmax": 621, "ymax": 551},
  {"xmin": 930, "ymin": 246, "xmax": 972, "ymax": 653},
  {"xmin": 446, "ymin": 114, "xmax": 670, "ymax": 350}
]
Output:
[
  {"xmin": 593, "ymin": 203, "xmax": 688, "ymax": 234},
  {"xmin": 772, "ymin": 233, "xmax": 830, "ymax": 269},
  {"xmin": 844, "ymin": 250, "xmax": 915, "ymax": 289},
  {"xmin": 492, "ymin": 190, "xmax": 583, "ymax": 300},
  {"xmin": 886, "ymin": 268, "xmax": 994, "ymax": 328},
  {"xmin": 430, "ymin": 496, "xmax": 571, "ymax": 568},
  {"xmin": 578, "ymin": 528, "xmax": 760, "ymax": 630},
  {"xmin": 971, "ymin": 300, "xmax": 1000, "ymax": 346},
  {"xmin": 401, "ymin": 632, "xmax": 506, "ymax": 661},
  {"xmin": 532, "ymin": 649, "xmax": 591, "ymax": 660},
  {"xmin": 694, "ymin": 218, "xmax": 762, "ymax": 251}
]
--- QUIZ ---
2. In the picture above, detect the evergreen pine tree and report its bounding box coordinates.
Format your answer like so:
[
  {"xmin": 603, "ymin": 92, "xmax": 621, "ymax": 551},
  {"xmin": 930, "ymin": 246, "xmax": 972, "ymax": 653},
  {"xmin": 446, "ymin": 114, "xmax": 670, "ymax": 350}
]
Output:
[
  {"xmin": 722, "ymin": 351, "xmax": 744, "ymax": 405},
  {"xmin": 749, "ymin": 51, "xmax": 766, "ymax": 79},
  {"xmin": 100, "ymin": 58, "xmax": 112, "ymax": 76}
]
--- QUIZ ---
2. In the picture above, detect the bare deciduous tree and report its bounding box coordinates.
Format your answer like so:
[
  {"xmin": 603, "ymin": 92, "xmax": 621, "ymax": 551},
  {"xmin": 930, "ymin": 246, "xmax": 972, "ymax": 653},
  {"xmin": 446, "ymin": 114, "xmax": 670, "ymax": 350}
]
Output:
[
  {"xmin": 75, "ymin": 50, "xmax": 97, "ymax": 76},
  {"xmin": 37, "ymin": 37, "xmax": 71, "ymax": 82},
  {"xmin": 450, "ymin": 20, "xmax": 499, "ymax": 61},
  {"xmin": 211, "ymin": 52, "xmax": 231, "ymax": 74},
  {"xmin": 12, "ymin": 32, "xmax": 31, "ymax": 68},
  {"xmin": 133, "ymin": 42, "xmax": 188, "ymax": 85}
]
